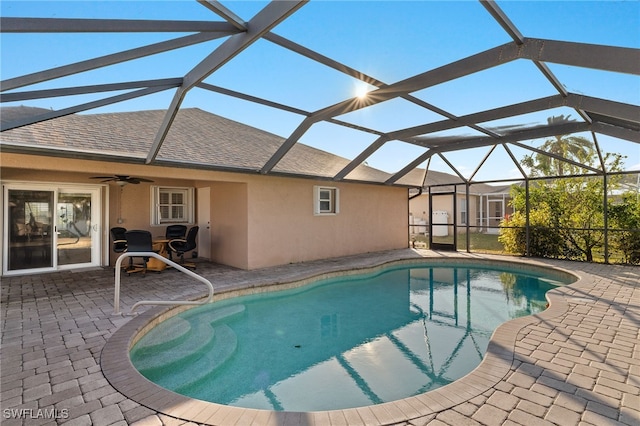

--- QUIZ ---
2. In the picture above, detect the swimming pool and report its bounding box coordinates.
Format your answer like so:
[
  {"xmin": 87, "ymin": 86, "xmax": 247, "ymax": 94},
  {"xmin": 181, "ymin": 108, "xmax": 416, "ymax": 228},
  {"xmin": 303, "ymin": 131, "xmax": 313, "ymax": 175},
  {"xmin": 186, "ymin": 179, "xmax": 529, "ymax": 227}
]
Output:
[{"xmin": 129, "ymin": 261, "xmax": 573, "ymax": 412}]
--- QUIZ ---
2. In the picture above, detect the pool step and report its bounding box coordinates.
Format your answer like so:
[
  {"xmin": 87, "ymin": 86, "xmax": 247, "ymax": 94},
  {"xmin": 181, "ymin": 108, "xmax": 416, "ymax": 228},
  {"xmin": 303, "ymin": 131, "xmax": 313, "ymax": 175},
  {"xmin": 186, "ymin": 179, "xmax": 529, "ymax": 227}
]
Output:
[
  {"xmin": 182, "ymin": 303, "xmax": 246, "ymax": 324},
  {"xmin": 172, "ymin": 325, "xmax": 238, "ymax": 395},
  {"xmin": 133, "ymin": 320, "xmax": 215, "ymax": 378},
  {"xmin": 132, "ymin": 305, "xmax": 245, "ymax": 382},
  {"xmin": 134, "ymin": 317, "xmax": 191, "ymax": 352}
]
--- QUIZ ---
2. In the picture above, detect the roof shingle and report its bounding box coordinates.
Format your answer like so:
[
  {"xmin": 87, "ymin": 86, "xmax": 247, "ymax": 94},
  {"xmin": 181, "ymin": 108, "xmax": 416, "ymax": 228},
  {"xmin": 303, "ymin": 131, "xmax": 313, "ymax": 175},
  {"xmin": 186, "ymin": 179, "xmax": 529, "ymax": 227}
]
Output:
[{"xmin": 1, "ymin": 107, "xmax": 392, "ymax": 182}]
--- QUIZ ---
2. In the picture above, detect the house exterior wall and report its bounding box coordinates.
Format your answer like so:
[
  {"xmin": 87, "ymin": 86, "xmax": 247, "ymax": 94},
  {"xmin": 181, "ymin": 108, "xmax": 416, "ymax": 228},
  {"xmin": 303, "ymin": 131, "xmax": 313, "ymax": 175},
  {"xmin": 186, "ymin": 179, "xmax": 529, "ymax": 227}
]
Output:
[
  {"xmin": 209, "ymin": 181, "xmax": 248, "ymax": 270},
  {"xmin": 409, "ymin": 195, "xmax": 429, "ymax": 223},
  {"xmin": 1, "ymin": 153, "xmax": 408, "ymax": 273},
  {"xmin": 246, "ymin": 177, "xmax": 408, "ymax": 269}
]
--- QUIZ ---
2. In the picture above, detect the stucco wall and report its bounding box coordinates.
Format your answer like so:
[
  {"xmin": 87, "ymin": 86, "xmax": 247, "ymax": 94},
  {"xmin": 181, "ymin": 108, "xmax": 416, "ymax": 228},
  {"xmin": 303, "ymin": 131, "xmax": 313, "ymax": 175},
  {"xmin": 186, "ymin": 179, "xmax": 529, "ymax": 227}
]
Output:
[
  {"xmin": 246, "ymin": 176, "xmax": 408, "ymax": 269},
  {"xmin": 209, "ymin": 182, "xmax": 249, "ymax": 270},
  {"xmin": 409, "ymin": 195, "xmax": 429, "ymax": 223},
  {"xmin": 1, "ymin": 153, "xmax": 409, "ymax": 272}
]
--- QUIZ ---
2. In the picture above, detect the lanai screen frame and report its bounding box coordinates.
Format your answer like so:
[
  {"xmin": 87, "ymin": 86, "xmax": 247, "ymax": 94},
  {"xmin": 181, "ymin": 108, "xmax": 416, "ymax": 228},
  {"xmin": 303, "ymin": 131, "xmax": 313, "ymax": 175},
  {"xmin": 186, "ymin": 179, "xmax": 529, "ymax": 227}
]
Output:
[
  {"xmin": 425, "ymin": 170, "xmax": 640, "ymax": 264},
  {"xmin": 1, "ymin": 0, "xmax": 639, "ymax": 261}
]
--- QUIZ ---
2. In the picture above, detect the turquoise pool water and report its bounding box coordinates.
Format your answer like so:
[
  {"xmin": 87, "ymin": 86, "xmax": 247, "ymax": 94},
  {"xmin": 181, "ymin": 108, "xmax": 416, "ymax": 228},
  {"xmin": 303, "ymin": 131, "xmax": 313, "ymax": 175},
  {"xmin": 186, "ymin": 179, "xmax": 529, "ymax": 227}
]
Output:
[{"xmin": 130, "ymin": 262, "xmax": 572, "ymax": 411}]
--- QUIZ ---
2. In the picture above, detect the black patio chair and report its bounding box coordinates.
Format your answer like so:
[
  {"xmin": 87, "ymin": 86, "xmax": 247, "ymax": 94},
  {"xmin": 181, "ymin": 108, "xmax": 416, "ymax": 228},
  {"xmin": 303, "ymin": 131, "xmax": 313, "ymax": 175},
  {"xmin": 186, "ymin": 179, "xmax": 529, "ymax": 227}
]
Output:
[
  {"xmin": 110, "ymin": 227, "xmax": 127, "ymax": 254},
  {"xmin": 124, "ymin": 230, "xmax": 154, "ymax": 276},
  {"xmin": 168, "ymin": 226, "xmax": 199, "ymax": 269},
  {"xmin": 165, "ymin": 224, "xmax": 187, "ymax": 260}
]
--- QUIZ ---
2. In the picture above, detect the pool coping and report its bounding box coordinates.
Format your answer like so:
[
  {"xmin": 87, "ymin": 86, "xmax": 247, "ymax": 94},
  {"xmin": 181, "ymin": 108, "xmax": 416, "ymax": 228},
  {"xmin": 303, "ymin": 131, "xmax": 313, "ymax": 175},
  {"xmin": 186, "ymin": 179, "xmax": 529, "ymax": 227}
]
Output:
[{"xmin": 100, "ymin": 255, "xmax": 586, "ymax": 425}]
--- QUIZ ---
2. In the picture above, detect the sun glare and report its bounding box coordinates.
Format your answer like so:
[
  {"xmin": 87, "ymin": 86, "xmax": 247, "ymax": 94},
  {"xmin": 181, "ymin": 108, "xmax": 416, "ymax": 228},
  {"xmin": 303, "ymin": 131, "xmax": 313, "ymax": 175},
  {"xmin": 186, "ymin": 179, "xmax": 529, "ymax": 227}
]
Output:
[{"xmin": 355, "ymin": 85, "xmax": 369, "ymax": 99}]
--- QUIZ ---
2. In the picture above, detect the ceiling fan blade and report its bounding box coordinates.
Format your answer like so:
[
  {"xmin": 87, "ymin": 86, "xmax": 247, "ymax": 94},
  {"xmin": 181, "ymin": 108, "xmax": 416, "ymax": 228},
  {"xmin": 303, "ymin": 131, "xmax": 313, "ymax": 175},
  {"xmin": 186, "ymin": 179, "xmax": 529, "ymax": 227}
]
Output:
[
  {"xmin": 90, "ymin": 175, "xmax": 153, "ymax": 184},
  {"xmin": 127, "ymin": 178, "xmax": 152, "ymax": 184}
]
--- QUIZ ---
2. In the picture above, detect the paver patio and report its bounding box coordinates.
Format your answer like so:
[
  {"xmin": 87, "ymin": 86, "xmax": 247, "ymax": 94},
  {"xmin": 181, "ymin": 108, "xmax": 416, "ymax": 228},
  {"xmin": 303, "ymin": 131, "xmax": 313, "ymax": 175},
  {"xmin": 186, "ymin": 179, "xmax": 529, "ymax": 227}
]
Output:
[{"xmin": 1, "ymin": 249, "xmax": 638, "ymax": 425}]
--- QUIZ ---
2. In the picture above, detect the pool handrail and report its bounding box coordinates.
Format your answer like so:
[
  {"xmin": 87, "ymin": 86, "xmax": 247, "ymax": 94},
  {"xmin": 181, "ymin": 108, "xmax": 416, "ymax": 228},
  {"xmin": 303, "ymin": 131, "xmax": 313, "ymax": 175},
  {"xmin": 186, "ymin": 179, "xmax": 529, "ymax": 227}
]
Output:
[{"xmin": 113, "ymin": 252, "xmax": 214, "ymax": 315}]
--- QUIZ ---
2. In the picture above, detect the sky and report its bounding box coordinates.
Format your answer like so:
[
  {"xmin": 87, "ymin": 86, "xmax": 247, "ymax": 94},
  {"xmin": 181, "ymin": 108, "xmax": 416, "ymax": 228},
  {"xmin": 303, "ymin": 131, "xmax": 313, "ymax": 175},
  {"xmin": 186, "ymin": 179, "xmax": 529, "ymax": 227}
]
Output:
[{"xmin": 1, "ymin": 0, "xmax": 639, "ymax": 184}]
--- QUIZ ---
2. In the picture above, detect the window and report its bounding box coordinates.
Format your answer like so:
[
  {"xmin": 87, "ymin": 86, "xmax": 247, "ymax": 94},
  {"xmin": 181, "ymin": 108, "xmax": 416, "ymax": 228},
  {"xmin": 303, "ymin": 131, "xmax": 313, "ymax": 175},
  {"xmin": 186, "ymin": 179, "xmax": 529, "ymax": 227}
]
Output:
[
  {"xmin": 314, "ymin": 186, "xmax": 339, "ymax": 215},
  {"xmin": 151, "ymin": 186, "xmax": 194, "ymax": 225},
  {"xmin": 460, "ymin": 198, "xmax": 467, "ymax": 225}
]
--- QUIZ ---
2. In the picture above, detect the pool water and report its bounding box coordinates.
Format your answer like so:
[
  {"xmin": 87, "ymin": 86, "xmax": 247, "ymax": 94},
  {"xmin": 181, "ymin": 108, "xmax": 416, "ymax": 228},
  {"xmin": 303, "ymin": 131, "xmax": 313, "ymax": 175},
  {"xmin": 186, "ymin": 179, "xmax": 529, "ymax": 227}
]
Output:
[{"xmin": 130, "ymin": 263, "xmax": 570, "ymax": 411}]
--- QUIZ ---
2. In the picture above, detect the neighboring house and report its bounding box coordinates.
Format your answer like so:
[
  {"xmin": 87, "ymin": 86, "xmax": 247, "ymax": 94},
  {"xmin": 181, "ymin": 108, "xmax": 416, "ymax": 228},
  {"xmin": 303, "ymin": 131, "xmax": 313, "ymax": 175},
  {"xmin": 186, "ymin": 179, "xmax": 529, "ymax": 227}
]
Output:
[
  {"xmin": 406, "ymin": 169, "xmax": 515, "ymax": 235},
  {"xmin": 0, "ymin": 107, "xmax": 409, "ymax": 276}
]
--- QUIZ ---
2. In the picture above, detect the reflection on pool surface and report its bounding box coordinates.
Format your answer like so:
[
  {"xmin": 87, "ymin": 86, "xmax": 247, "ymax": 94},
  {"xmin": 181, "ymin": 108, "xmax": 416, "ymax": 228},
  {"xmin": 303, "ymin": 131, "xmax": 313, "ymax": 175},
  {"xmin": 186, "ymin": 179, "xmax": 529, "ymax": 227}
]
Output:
[{"xmin": 130, "ymin": 263, "xmax": 571, "ymax": 411}]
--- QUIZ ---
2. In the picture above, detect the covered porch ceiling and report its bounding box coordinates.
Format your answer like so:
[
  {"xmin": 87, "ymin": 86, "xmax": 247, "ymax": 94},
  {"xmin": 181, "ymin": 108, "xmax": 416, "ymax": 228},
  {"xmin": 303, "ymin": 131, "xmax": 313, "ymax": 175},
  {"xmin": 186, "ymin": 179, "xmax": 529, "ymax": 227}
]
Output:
[{"xmin": 1, "ymin": 0, "xmax": 638, "ymax": 187}]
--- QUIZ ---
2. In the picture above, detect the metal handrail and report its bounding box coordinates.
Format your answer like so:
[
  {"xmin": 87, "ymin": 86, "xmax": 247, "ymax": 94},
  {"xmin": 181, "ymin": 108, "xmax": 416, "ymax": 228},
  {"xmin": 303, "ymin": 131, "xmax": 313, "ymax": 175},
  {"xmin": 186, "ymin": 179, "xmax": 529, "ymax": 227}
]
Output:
[{"xmin": 113, "ymin": 252, "xmax": 214, "ymax": 315}]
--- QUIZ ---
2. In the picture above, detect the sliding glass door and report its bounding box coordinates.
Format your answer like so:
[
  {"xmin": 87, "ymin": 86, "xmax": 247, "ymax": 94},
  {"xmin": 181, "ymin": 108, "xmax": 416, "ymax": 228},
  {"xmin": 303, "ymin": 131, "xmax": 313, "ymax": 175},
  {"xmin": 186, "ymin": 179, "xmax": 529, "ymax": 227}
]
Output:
[
  {"xmin": 6, "ymin": 189, "xmax": 54, "ymax": 271},
  {"xmin": 4, "ymin": 185, "xmax": 101, "ymax": 274},
  {"xmin": 56, "ymin": 190, "xmax": 97, "ymax": 266}
]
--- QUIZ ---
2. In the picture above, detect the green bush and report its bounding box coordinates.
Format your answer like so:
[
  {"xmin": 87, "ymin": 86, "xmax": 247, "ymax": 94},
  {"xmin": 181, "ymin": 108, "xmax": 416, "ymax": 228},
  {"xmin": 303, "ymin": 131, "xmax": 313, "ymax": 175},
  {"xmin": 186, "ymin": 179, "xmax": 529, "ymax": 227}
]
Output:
[
  {"xmin": 499, "ymin": 210, "xmax": 564, "ymax": 258},
  {"xmin": 609, "ymin": 194, "xmax": 640, "ymax": 264}
]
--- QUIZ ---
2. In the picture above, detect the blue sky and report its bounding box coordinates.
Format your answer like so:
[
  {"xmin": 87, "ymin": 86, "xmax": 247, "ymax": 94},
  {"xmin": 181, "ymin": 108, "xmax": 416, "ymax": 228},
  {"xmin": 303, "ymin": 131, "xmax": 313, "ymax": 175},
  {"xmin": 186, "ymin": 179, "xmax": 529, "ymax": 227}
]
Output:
[{"xmin": 1, "ymin": 1, "xmax": 639, "ymax": 183}]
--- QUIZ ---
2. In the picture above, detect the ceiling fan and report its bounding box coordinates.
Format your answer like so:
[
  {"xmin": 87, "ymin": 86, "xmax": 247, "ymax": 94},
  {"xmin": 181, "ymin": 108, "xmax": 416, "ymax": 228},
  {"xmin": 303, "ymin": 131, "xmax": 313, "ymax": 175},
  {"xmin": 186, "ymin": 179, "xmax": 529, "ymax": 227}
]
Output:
[{"xmin": 90, "ymin": 175, "xmax": 154, "ymax": 185}]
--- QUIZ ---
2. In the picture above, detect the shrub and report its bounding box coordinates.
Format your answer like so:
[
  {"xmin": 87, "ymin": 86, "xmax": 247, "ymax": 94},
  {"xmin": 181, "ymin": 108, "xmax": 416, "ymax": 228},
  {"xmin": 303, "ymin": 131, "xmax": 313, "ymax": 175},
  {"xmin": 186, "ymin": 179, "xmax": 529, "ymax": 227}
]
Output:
[
  {"xmin": 499, "ymin": 209, "xmax": 565, "ymax": 258},
  {"xmin": 608, "ymin": 194, "xmax": 640, "ymax": 264}
]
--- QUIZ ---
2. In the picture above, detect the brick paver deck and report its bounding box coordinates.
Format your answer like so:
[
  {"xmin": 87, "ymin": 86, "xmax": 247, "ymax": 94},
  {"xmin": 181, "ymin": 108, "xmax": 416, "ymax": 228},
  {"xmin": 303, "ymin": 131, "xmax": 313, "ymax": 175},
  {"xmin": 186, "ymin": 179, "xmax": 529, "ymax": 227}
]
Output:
[{"xmin": 1, "ymin": 250, "xmax": 638, "ymax": 425}]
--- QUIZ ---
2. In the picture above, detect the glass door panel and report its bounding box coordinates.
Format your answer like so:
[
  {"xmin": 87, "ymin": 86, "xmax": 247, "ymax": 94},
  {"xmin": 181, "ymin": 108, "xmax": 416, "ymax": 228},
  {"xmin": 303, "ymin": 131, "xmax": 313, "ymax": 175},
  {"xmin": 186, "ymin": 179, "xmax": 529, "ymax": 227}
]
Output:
[
  {"xmin": 57, "ymin": 191, "xmax": 94, "ymax": 266},
  {"xmin": 7, "ymin": 189, "xmax": 54, "ymax": 271},
  {"xmin": 5, "ymin": 185, "xmax": 101, "ymax": 274}
]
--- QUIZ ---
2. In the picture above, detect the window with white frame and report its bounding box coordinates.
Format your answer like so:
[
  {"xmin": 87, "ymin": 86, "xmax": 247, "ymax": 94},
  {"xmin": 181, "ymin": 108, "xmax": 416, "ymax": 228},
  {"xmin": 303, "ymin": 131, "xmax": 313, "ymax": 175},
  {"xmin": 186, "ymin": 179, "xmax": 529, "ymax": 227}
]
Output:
[
  {"xmin": 314, "ymin": 186, "xmax": 339, "ymax": 215},
  {"xmin": 460, "ymin": 198, "xmax": 467, "ymax": 224},
  {"xmin": 151, "ymin": 186, "xmax": 194, "ymax": 225}
]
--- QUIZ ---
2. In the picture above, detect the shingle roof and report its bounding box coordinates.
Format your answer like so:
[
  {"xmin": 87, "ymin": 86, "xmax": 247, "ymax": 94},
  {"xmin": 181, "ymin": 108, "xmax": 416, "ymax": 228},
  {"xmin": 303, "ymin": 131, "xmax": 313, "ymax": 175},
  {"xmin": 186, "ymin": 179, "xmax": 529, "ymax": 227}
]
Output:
[
  {"xmin": 401, "ymin": 167, "xmax": 515, "ymax": 194},
  {"xmin": 0, "ymin": 107, "xmax": 392, "ymax": 183}
]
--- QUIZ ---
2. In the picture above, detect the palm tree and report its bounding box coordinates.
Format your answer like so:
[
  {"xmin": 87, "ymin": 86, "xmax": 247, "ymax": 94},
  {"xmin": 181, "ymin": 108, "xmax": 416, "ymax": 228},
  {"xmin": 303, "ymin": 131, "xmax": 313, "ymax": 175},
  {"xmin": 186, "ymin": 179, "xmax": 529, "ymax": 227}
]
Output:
[{"xmin": 522, "ymin": 115, "xmax": 595, "ymax": 177}]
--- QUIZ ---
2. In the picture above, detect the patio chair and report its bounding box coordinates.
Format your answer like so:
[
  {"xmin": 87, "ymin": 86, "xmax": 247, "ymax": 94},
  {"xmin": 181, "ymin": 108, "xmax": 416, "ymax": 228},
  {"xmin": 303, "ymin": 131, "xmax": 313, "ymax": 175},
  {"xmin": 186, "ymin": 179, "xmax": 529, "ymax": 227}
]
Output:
[
  {"xmin": 165, "ymin": 224, "xmax": 187, "ymax": 260},
  {"xmin": 168, "ymin": 226, "xmax": 199, "ymax": 269},
  {"xmin": 110, "ymin": 227, "xmax": 127, "ymax": 254},
  {"xmin": 124, "ymin": 230, "xmax": 154, "ymax": 276}
]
